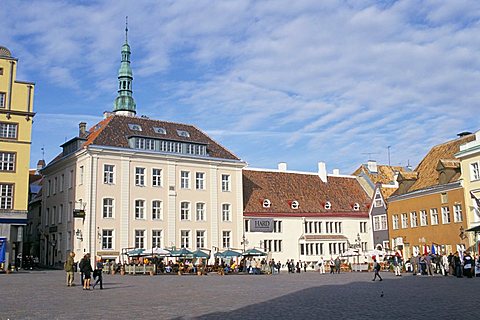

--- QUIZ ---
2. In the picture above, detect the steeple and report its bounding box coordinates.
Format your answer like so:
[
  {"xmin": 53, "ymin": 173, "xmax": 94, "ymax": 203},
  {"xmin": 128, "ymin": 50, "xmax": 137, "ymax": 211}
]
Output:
[{"xmin": 113, "ymin": 16, "xmax": 136, "ymax": 116}]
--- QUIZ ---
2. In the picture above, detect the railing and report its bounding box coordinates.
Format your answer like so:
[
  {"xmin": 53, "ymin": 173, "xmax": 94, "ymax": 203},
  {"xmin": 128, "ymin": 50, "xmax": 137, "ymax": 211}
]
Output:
[{"xmin": 124, "ymin": 264, "xmax": 156, "ymax": 275}]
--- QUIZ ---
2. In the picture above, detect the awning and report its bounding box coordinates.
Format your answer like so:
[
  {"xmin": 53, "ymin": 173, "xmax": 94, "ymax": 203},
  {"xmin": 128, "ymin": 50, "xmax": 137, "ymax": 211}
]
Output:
[{"xmin": 466, "ymin": 225, "xmax": 480, "ymax": 232}]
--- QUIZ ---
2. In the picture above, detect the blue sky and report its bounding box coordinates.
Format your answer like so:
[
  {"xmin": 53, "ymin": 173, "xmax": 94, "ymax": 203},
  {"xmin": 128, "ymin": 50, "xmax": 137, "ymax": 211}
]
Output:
[{"xmin": 2, "ymin": 0, "xmax": 480, "ymax": 174}]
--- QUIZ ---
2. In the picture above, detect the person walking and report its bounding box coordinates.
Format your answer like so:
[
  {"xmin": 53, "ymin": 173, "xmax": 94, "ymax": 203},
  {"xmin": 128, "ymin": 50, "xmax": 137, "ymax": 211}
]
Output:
[
  {"xmin": 372, "ymin": 258, "xmax": 383, "ymax": 281},
  {"xmin": 454, "ymin": 252, "xmax": 463, "ymax": 278},
  {"xmin": 78, "ymin": 254, "xmax": 87, "ymax": 286},
  {"xmin": 318, "ymin": 257, "xmax": 325, "ymax": 274},
  {"xmin": 393, "ymin": 253, "xmax": 402, "ymax": 276},
  {"xmin": 329, "ymin": 257, "xmax": 335, "ymax": 274},
  {"xmin": 81, "ymin": 254, "xmax": 93, "ymax": 290},
  {"xmin": 334, "ymin": 256, "xmax": 341, "ymax": 274},
  {"xmin": 64, "ymin": 252, "xmax": 75, "ymax": 287},
  {"xmin": 93, "ymin": 256, "xmax": 103, "ymax": 289},
  {"xmin": 463, "ymin": 251, "xmax": 473, "ymax": 278}
]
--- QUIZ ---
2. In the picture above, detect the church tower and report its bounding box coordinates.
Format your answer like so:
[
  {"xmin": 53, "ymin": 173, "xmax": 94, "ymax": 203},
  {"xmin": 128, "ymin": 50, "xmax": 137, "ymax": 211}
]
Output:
[{"xmin": 113, "ymin": 18, "xmax": 136, "ymax": 116}]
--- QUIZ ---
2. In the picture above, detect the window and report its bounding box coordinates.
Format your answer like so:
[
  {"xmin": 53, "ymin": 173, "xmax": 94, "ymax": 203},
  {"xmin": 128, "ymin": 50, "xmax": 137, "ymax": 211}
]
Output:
[
  {"xmin": 128, "ymin": 123, "xmax": 142, "ymax": 131},
  {"xmin": 244, "ymin": 219, "xmax": 249, "ymax": 232},
  {"xmin": 135, "ymin": 138, "xmax": 145, "ymax": 149},
  {"xmin": 152, "ymin": 200, "xmax": 162, "ymax": 220},
  {"xmin": 221, "ymin": 174, "xmax": 231, "ymax": 192},
  {"xmin": 471, "ymin": 162, "xmax": 480, "ymax": 181},
  {"xmin": 373, "ymin": 217, "xmax": 381, "ymax": 231},
  {"xmin": 181, "ymin": 171, "xmax": 190, "ymax": 189},
  {"xmin": 0, "ymin": 184, "xmax": 13, "ymax": 209},
  {"xmin": 196, "ymin": 202, "xmax": 205, "ymax": 221},
  {"xmin": 69, "ymin": 170, "xmax": 74, "ymax": 188},
  {"xmin": 135, "ymin": 200, "xmax": 145, "ymax": 219},
  {"xmin": 104, "ymin": 164, "xmax": 114, "ymax": 184},
  {"xmin": 135, "ymin": 230, "xmax": 145, "ymax": 249},
  {"xmin": 0, "ymin": 152, "xmax": 15, "ymax": 171},
  {"xmin": 196, "ymin": 230, "xmax": 205, "ymax": 248},
  {"xmin": 52, "ymin": 206, "xmax": 56, "ymax": 225},
  {"xmin": 401, "ymin": 213, "xmax": 408, "ymax": 228},
  {"xmin": 273, "ymin": 220, "xmax": 282, "ymax": 233},
  {"xmin": 45, "ymin": 208, "xmax": 50, "ymax": 226},
  {"xmin": 195, "ymin": 172, "xmax": 205, "ymax": 190},
  {"xmin": 135, "ymin": 167, "xmax": 145, "ymax": 186},
  {"xmin": 145, "ymin": 139, "xmax": 155, "ymax": 150},
  {"xmin": 0, "ymin": 122, "xmax": 17, "ymax": 139},
  {"xmin": 410, "ymin": 211, "xmax": 418, "ymax": 228},
  {"xmin": 59, "ymin": 204, "xmax": 63, "ymax": 224},
  {"xmin": 353, "ymin": 203, "xmax": 360, "ymax": 211},
  {"xmin": 222, "ymin": 231, "xmax": 231, "ymax": 248},
  {"xmin": 324, "ymin": 201, "xmax": 331, "ymax": 210},
  {"xmin": 79, "ymin": 166, "xmax": 84, "ymax": 185},
  {"xmin": 102, "ymin": 198, "xmax": 113, "ymax": 218},
  {"xmin": 454, "ymin": 204, "xmax": 463, "ymax": 222},
  {"xmin": 222, "ymin": 203, "xmax": 231, "ymax": 221},
  {"xmin": 153, "ymin": 127, "xmax": 166, "ymax": 134},
  {"xmin": 420, "ymin": 210, "xmax": 428, "ymax": 226},
  {"xmin": 102, "ymin": 230, "xmax": 113, "ymax": 250},
  {"xmin": 177, "ymin": 129, "xmax": 190, "ymax": 137},
  {"xmin": 0, "ymin": 92, "xmax": 5, "ymax": 108},
  {"xmin": 441, "ymin": 206, "xmax": 451, "ymax": 224},
  {"xmin": 360, "ymin": 221, "xmax": 368, "ymax": 233},
  {"xmin": 181, "ymin": 202, "xmax": 190, "ymax": 220},
  {"xmin": 291, "ymin": 200, "xmax": 299, "ymax": 209},
  {"xmin": 68, "ymin": 202, "xmax": 73, "ymax": 222},
  {"xmin": 53, "ymin": 177, "xmax": 57, "ymax": 195},
  {"xmin": 181, "ymin": 230, "xmax": 190, "ymax": 248},
  {"xmin": 60, "ymin": 174, "xmax": 64, "ymax": 192},
  {"xmin": 392, "ymin": 215, "xmax": 399, "ymax": 230},
  {"xmin": 441, "ymin": 193, "xmax": 448, "ymax": 204},
  {"xmin": 152, "ymin": 230, "xmax": 163, "ymax": 248},
  {"xmin": 263, "ymin": 199, "xmax": 271, "ymax": 208},
  {"xmin": 152, "ymin": 168, "xmax": 162, "ymax": 187},
  {"xmin": 430, "ymin": 208, "xmax": 439, "ymax": 225}
]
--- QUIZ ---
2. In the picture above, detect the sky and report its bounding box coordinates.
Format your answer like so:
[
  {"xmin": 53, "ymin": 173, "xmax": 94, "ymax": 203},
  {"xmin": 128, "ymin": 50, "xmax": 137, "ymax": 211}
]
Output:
[{"xmin": 2, "ymin": 0, "xmax": 480, "ymax": 174}]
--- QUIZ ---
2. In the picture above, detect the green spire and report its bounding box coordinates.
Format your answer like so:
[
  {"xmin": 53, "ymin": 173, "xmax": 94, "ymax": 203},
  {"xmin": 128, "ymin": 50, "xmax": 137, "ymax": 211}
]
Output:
[{"xmin": 113, "ymin": 16, "xmax": 136, "ymax": 116}]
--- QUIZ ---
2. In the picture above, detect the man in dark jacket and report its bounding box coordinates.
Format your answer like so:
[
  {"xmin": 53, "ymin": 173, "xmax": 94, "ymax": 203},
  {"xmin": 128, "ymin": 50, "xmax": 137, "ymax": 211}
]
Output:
[{"xmin": 78, "ymin": 254, "xmax": 87, "ymax": 286}]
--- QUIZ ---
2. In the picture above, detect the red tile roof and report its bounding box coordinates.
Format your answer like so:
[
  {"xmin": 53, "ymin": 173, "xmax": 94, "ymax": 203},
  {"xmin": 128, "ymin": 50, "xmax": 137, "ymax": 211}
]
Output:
[{"xmin": 243, "ymin": 169, "xmax": 370, "ymax": 218}]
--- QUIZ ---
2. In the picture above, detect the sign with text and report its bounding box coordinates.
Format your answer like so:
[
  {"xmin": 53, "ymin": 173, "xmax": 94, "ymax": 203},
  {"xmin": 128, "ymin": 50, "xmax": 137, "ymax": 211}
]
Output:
[{"xmin": 250, "ymin": 218, "xmax": 274, "ymax": 232}]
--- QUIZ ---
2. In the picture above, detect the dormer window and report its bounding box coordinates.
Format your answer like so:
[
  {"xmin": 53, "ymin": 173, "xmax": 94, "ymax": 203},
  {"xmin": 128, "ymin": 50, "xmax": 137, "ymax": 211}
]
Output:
[
  {"xmin": 153, "ymin": 127, "xmax": 166, "ymax": 134},
  {"xmin": 291, "ymin": 200, "xmax": 299, "ymax": 210},
  {"xmin": 263, "ymin": 199, "xmax": 271, "ymax": 208},
  {"xmin": 128, "ymin": 124, "xmax": 142, "ymax": 131},
  {"xmin": 324, "ymin": 201, "xmax": 331, "ymax": 210},
  {"xmin": 177, "ymin": 130, "xmax": 190, "ymax": 138},
  {"xmin": 353, "ymin": 203, "xmax": 360, "ymax": 211}
]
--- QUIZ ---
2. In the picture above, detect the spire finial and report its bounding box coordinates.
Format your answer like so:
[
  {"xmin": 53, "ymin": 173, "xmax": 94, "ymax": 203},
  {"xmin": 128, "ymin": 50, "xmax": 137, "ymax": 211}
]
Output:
[{"xmin": 125, "ymin": 16, "xmax": 128, "ymax": 42}]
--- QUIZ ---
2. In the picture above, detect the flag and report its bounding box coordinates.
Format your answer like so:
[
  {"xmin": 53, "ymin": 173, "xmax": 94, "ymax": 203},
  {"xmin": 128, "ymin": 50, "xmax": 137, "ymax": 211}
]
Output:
[{"xmin": 431, "ymin": 244, "xmax": 436, "ymax": 255}]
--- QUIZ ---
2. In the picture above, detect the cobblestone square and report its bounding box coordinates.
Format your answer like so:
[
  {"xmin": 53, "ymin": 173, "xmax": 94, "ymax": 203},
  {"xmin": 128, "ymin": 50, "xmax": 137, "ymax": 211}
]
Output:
[{"xmin": 0, "ymin": 270, "xmax": 478, "ymax": 320}]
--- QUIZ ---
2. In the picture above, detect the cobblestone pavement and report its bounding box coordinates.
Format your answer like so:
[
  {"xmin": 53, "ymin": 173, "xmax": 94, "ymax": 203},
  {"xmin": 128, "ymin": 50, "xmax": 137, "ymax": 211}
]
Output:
[{"xmin": 0, "ymin": 270, "xmax": 478, "ymax": 320}]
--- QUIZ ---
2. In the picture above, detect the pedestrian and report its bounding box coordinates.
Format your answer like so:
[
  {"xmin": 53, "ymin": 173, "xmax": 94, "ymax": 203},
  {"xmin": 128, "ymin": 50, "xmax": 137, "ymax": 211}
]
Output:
[
  {"xmin": 64, "ymin": 252, "xmax": 75, "ymax": 287},
  {"xmin": 393, "ymin": 253, "xmax": 402, "ymax": 276},
  {"xmin": 303, "ymin": 261, "xmax": 307, "ymax": 273},
  {"xmin": 454, "ymin": 252, "xmax": 462, "ymax": 278},
  {"xmin": 334, "ymin": 256, "xmax": 341, "ymax": 274},
  {"xmin": 463, "ymin": 251, "xmax": 473, "ymax": 278},
  {"xmin": 425, "ymin": 254, "xmax": 433, "ymax": 276},
  {"xmin": 78, "ymin": 254, "xmax": 87, "ymax": 286},
  {"xmin": 318, "ymin": 257, "xmax": 325, "ymax": 274},
  {"xmin": 441, "ymin": 254, "xmax": 449, "ymax": 276},
  {"xmin": 93, "ymin": 256, "xmax": 103, "ymax": 289},
  {"xmin": 295, "ymin": 261, "xmax": 301, "ymax": 273},
  {"xmin": 81, "ymin": 253, "xmax": 93, "ymax": 290},
  {"xmin": 372, "ymin": 258, "xmax": 382, "ymax": 281},
  {"xmin": 329, "ymin": 257, "xmax": 335, "ymax": 274}
]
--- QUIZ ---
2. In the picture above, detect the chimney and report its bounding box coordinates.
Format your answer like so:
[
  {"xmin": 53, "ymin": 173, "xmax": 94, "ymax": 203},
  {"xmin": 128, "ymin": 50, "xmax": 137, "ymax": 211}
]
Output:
[
  {"xmin": 278, "ymin": 162, "xmax": 287, "ymax": 172},
  {"xmin": 318, "ymin": 161, "xmax": 327, "ymax": 182},
  {"xmin": 36, "ymin": 159, "xmax": 45, "ymax": 173},
  {"xmin": 79, "ymin": 122, "xmax": 87, "ymax": 136},
  {"xmin": 332, "ymin": 169, "xmax": 340, "ymax": 175},
  {"xmin": 367, "ymin": 160, "xmax": 378, "ymax": 173}
]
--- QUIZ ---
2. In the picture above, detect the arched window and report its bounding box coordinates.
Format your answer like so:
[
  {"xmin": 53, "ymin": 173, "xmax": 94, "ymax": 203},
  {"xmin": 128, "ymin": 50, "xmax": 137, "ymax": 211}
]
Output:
[
  {"xmin": 324, "ymin": 201, "xmax": 331, "ymax": 210},
  {"xmin": 291, "ymin": 200, "xmax": 299, "ymax": 209},
  {"xmin": 353, "ymin": 203, "xmax": 360, "ymax": 211},
  {"xmin": 263, "ymin": 199, "xmax": 271, "ymax": 208}
]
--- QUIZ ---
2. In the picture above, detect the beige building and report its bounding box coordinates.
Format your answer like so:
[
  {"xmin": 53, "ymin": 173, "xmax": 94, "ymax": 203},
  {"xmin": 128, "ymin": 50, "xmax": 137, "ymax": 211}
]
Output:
[
  {"xmin": 39, "ymin": 31, "xmax": 245, "ymax": 265},
  {"xmin": 456, "ymin": 130, "xmax": 480, "ymax": 254}
]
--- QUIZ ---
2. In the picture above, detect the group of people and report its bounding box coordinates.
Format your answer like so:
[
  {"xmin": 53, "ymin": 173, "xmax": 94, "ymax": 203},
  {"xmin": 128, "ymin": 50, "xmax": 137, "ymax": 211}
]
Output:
[
  {"xmin": 64, "ymin": 252, "xmax": 104, "ymax": 290},
  {"xmin": 408, "ymin": 251, "xmax": 479, "ymax": 278}
]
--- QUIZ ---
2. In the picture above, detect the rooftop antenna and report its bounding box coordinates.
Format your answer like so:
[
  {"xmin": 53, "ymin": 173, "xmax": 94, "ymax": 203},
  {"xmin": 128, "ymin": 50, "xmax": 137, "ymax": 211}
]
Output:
[
  {"xmin": 125, "ymin": 16, "xmax": 128, "ymax": 42},
  {"xmin": 362, "ymin": 152, "xmax": 378, "ymax": 161},
  {"xmin": 41, "ymin": 146, "xmax": 45, "ymax": 160}
]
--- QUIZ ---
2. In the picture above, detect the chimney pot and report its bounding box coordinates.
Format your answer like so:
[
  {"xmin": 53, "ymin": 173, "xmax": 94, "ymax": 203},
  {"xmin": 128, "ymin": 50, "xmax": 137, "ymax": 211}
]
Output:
[
  {"xmin": 367, "ymin": 160, "xmax": 378, "ymax": 173},
  {"xmin": 278, "ymin": 162, "xmax": 287, "ymax": 171},
  {"xmin": 332, "ymin": 169, "xmax": 340, "ymax": 175},
  {"xmin": 79, "ymin": 122, "xmax": 87, "ymax": 136}
]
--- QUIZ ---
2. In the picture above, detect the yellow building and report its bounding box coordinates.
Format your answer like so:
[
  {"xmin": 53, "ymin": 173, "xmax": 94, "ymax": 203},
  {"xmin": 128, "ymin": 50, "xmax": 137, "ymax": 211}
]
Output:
[
  {"xmin": 456, "ymin": 130, "xmax": 480, "ymax": 255},
  {"xmin": 0, "ymin": 46, "xmax": 35, "ymax": 271}
]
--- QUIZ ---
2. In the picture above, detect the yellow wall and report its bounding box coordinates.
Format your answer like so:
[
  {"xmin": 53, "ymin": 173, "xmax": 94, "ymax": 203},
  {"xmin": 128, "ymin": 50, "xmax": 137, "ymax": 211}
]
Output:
[
  {"xmin": 0, "ymin": 54, "xmax": 35, "ymax": 212},
  {"xmin": 388, "ymin": 187, "xmax": 469, "ymax": 256}
]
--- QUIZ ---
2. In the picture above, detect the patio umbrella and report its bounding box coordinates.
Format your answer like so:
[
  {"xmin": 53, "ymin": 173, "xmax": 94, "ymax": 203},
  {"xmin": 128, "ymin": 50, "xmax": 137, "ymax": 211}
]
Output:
[
  {"xmin": 192, "ymin": 249, "xmax": 210, "ymax": 259},
  {"xmin": 170, "ymin": 247, "xmax": 193, "ymax": 258},
  {"xmin": 215, "ymin": 249, "xmax": 242, "ymax": 258},
  {"xmin": 341, "ymin": 249, "xmax": 360, "ymax": 257},
  {"xmin": 145, "ymin": 247, "xmax": 171, "ymax": 256},
  {"xmin": 126, "ymin": 248, "xmax": 146, "ymax": 257},
  {"xmin": 242, "ymin": 248, "xmax": 267, "ymax": 256}
]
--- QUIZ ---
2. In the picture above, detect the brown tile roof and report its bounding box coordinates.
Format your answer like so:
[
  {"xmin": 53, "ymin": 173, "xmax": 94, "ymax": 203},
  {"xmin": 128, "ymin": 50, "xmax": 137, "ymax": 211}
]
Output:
[
  {"xmin": 380, "ymin": 187, "xmax": 397, "ymax": 199},
  {"xmin": 352, "ymin": 164, "xmax": 409, "ymax": 185},
  {"xmin": 243, "ymin": 169, "xmax": 370, "ymax": 218},
  {"xmin": 84, "ymin": 115, "xmax": 240, "ymax": 160},
  {"xmin": 407, "ymin": 134, "xmax": 475, "ymax": 192}
]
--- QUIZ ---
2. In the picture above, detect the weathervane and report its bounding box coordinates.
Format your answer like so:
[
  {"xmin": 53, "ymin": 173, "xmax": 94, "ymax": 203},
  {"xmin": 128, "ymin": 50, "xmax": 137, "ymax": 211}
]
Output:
[{"xmin": 125, "ymin": 16, "xmax": 128, "ymax": 42}]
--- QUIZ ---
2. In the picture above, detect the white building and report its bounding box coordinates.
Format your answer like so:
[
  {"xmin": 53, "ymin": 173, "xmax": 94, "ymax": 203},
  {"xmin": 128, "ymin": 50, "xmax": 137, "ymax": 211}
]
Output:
[
  {"xmin": 242, "ymin": 163, "xmax": 372, "ymax": 265},
  {"xmin": 39, "ymin": 28, "xmax": 245, "ymax": 266}
]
